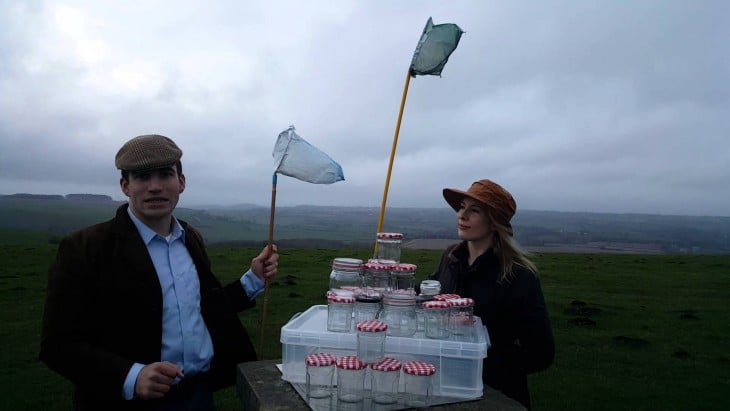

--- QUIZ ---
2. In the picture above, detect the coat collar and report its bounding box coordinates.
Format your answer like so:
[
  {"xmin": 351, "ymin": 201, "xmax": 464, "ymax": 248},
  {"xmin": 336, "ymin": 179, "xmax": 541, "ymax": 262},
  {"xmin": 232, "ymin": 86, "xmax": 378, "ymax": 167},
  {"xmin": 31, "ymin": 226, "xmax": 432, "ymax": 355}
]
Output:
[{"xmin": 447, "ymin": 240, "xmax": 501, "ymax": 281}]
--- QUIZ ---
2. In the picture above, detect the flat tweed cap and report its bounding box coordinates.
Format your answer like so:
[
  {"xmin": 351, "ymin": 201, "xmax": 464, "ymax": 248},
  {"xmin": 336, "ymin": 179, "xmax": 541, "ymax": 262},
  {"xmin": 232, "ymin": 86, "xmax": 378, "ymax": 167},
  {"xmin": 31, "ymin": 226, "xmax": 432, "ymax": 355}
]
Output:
[{"xmin": 115, "ymin": 134, "xmax": 183, "ymax": 171}]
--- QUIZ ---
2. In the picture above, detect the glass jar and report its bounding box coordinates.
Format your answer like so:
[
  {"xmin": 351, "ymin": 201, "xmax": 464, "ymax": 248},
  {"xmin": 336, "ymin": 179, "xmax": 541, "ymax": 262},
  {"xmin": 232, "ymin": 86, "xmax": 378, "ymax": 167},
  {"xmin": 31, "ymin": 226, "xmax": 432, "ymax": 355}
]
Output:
[
  {"xmin": 448, "ymin": 297, "xmax": 475, "ymax": 339},
  {"xmin": 390, "ymin": 263, "xmax": 417, "ymax": 294},
  {"xmin": 353, "ymin": 294, "xmax": 382, "ymax": 324},
  {"xmin": 327, "ymin": 294, "xmax": 354, "ymax": 333},
  {"xmin": 329, "ymin": 257, "xmax": 363, "ymax": 294},
  {"xmin": 304, "ymin": 353, "xmax": 336, "ymax": 398},
  {"xmin": 370, "ymin": 357, "xmax": 401, "ymax": 404},
  {"xmin": 379, "ymin": 293, "xmax": 417, "ymax": 337},
  {"xmin": 402, "ymin": 360, "xmax": 436, "ymax": 408},
  {"xmin": 419, "ymin": 280, "xmax": 441, "ymax": 296},
  {"xmin": 376, "ymin": 232, "xmax": 403, "ymax": 263},
  {"xmin": 415, "ymin": 294, "xmax": 434, "ymax": 333},
  {"xmin": 336, "ymin": 356, "xmax": 367, "ymax": 403},
  {"xmin": 423, "ymin": 300, "xmax": 451, "ymax": 339},
  {"xmin": 355, "ymin": 320, "xmax": 387, "ymax": 364},
  {"xmin": 363, "ymin": 261, "xmax": 393, "ymax": 296}
]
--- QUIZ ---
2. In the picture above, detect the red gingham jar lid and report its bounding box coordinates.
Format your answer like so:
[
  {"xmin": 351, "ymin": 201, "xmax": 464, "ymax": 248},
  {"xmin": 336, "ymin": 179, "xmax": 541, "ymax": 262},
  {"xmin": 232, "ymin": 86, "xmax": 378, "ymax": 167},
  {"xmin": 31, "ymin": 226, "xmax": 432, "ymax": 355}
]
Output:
[
  {"xmin": 391, "ymin": 263, "xmax": 417, "ymax": 273},
  {"xmin": 340, "ymin": 286, "xmax": 363, "ymax": 294},
  {"xmin": 377, "ymin": 232, "xmax": 403, "ymax": 240},
  {"xmin": 371, "ymin": 357, "xmax": 402, "ymax": 372},
  {"xmin": 448, "ymin": 297, "xmax": 475, "ymax": 307},
  {"xmin": 402, "ymin": 361, "xmax": 436, "ymax": 376},
  {"xmin": 332, "ymin": 258, "xmax": 363, "ymax": 271},
  {"xmin": 336, "ymin": 356, "xmax": 367, "ymax": 370},
  {"xmin": 433, "ymin": 293, "xmax": 461, "ymax": 301},
  {"xmin": 363, "ymin": 261, "xmax": 394, "ymax": 271},
  {"xmin": 422, "ymin": 300, "xmax": 451, "ymax": 309},
  {"xmin": 305, "ymin": 353, "xmax": 336, "ymax": 366},
  {"xmin": 356, "ymin": 320, "xmax": 388, "ymax": 332},
  {"xmin": 327, "ymin": 294, "xmax": 355, "ymax": 304},
  {"xmin": 327, "ymin": 289, "xmax": 355, "ymax": 297}
]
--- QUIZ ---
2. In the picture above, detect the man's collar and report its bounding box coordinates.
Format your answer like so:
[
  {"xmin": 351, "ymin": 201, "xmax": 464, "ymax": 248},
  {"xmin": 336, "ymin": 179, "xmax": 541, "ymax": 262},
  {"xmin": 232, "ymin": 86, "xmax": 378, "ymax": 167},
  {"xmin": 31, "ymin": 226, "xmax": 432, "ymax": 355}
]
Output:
[{"xmin": 126, "ymin": 207, "xmax": 185, "ymax": 245}]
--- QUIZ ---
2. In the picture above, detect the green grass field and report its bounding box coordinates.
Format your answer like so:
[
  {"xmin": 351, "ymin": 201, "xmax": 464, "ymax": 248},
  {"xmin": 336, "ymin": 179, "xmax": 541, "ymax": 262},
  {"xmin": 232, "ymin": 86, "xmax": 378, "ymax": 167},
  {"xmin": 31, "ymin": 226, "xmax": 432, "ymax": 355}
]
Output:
[{"xmin": 1, "ymin": 242, "xmax": 728, "ymax": 410}]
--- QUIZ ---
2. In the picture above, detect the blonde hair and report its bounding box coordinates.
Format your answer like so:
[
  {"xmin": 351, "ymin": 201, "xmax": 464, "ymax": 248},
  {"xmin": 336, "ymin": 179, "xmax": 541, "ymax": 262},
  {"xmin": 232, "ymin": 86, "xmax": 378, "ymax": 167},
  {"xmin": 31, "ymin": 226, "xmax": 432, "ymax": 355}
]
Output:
[{"xmin": 488, "ymin": 214, "xmax": 538, "ymax": 283}]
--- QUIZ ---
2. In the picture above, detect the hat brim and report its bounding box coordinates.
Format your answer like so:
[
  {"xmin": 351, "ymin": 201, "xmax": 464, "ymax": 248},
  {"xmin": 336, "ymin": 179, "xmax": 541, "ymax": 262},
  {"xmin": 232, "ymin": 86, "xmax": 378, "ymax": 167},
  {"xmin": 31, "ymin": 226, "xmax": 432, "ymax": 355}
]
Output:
[{"xmin": 443, "ymin": 188, "xmax": 487, "ymax": 212}]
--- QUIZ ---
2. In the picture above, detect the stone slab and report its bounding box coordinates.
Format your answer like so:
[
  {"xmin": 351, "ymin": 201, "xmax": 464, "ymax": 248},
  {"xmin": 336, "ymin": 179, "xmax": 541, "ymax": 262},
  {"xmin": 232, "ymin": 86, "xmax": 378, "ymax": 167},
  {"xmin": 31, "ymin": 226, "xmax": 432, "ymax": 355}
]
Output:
[{"xmin": 237, "ymin": 360, "xmax": 526, "ymax": 411}]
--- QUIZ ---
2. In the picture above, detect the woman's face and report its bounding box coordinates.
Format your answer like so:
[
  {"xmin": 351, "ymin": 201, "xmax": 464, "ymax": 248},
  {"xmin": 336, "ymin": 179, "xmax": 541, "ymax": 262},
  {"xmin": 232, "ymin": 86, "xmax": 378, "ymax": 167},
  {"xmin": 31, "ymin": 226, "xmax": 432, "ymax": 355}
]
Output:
[{"xmin": 456, "ymin": 197, "xmax": 492, "ymax": 241}]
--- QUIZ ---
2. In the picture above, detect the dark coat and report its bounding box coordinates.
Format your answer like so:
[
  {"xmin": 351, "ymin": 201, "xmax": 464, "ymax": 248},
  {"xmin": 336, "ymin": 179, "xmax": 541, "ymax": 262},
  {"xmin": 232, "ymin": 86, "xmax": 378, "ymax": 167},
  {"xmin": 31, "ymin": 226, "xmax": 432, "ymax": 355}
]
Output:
[
  {"xmin": 39, "ymin": 204, "xmax": 257, "ymax": 410},
  {"xmin": 430, "ymin": 242, "xmax": 554, "ymax": 409}
]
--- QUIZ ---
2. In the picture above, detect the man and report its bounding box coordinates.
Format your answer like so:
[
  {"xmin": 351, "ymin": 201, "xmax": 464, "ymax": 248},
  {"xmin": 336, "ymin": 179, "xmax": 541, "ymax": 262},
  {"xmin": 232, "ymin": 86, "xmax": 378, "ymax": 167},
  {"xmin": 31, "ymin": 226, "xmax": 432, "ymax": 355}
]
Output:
[{"xmin": 40, "ymin": 134, "xmax": 278, "ymax": 410}]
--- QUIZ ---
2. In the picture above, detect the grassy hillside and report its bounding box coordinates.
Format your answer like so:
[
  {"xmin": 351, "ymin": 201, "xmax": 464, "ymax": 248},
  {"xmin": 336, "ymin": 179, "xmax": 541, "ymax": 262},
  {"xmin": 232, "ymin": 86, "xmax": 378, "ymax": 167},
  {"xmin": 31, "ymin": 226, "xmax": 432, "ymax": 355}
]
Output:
[
  {"xmin": 3, "ymin": 196, "xmax": 730, "ymax": 253},
  {"xmin": 2, "ymin": 239, "xmax": 728, "ymax": 410}
]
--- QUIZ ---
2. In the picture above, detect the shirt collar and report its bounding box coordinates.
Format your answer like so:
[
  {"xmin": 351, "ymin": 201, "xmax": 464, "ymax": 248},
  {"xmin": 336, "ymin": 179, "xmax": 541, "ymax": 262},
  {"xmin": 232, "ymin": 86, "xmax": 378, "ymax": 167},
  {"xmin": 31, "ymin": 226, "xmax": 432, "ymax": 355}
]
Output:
[{"xmin": 126, "ymin": 207, "xmax": 186, "ymax": 245}]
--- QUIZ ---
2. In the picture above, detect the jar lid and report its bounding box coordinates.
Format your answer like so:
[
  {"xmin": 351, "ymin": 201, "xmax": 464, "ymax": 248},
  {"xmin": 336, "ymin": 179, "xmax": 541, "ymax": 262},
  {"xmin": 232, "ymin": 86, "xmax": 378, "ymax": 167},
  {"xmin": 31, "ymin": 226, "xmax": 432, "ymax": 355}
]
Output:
[
  {"xmin": 420, "ymin": 280, "xmax": 441, "ymax": 295},
  {"xmin": 339, "ymin": 286, "xmax": 363, "ymax": 295},
  {"xmin": 305, "ymin": 353, "xmax": 336, "ymax": 366},
  {"xmin": 377, "ymin": 232, "xmax": 403, "ymax": 240},
  {"xmin": 327, "ymin": 289, "xmax": 355, "ymax": 298},
  {"xmin": 449, "ymin": 297, "xmax": 475, "ymax": 307},
  {"xmin": 422, "ymin": 300, "xmax": 450, "ymax": 309},
  {"xmin": 336, "ymin": 356, "xmax": 367, "ymax": 370},
  {"xmin": 433, "ymin": 293, "xmax": 461, "ymax": 301},
  {"xmin": 383, "ymin": 293, "xmax": 416, "ymax": 305},
  {"xmin": 391, "ymin": 263, "xmax": 417, "ymax": 272},
  {"xmin": 363, "ymin": 261, "xmax": 394, "ymax": 271},
  {"xmin": 402, "ymin": 360, "xmax": 436, "ymax": 376},
  {"xmin": 327, "ymin": 294, "xmax": 354, "ymax": 304},
  {"xmin": 371, "ymin": 357, "xmax": 401, "ymax": 371},
  {"xmin": 355, "ymin": 294, "xmax": 382, "ymax": 303},
  {"xmin": 388, "ymin": 288, "xmax": 416, "ymax": 295},
  {"xmin": 356, "ymin": 320, "xmax": 388, "ymax": 332},
  {"xmin": 332, "ymin": 258, "xmax": 363, "ymax": 270}
]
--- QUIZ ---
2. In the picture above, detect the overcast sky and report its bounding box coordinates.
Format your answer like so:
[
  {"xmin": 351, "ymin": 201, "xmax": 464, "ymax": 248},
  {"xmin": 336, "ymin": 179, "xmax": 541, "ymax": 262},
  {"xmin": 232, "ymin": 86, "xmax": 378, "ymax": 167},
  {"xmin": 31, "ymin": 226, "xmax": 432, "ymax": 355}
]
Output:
[{"xmin": 1, "ymin": 1, "xmax": 728, "ymax": 216}]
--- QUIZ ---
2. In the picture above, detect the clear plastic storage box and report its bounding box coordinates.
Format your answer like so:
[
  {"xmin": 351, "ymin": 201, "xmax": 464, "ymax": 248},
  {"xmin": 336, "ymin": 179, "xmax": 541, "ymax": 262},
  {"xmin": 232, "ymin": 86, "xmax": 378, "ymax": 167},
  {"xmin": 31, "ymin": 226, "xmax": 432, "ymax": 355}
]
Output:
[{"xmin": 280, "ymin": 305, "xmax": 490, "ymax": 399}]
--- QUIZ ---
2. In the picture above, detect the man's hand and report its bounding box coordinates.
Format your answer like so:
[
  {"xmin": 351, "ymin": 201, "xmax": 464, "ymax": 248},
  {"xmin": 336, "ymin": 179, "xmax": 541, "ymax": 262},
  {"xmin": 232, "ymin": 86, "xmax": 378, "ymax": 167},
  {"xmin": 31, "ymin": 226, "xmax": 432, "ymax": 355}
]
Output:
[
  {"xmin": 251, "ymin": 244, "xmax": 278, "ymax": 281},
  {"xmin": 135, "ymin": 361, "xmax": 184, "ymax": 400}
]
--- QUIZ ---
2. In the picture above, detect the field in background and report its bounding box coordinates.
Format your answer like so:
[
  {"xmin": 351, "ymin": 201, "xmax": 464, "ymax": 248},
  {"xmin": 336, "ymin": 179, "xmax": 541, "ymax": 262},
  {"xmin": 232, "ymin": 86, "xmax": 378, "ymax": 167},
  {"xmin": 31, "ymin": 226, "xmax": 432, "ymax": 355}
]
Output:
[
  {"xmin": 2, "ymin": 243, "xmax": 729, "ymax": 410},
  {"xmin": 3, "ymin": 196, "xmax": 730, "ymax": 253}
]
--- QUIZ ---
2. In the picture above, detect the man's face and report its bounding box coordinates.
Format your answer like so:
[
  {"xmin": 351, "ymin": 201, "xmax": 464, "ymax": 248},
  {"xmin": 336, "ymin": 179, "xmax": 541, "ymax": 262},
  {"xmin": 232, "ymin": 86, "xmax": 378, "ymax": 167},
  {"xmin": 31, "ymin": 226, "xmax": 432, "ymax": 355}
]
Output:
[{"xmin": 120, "ymin": 165, "xmax": 185, "ymax": 226}]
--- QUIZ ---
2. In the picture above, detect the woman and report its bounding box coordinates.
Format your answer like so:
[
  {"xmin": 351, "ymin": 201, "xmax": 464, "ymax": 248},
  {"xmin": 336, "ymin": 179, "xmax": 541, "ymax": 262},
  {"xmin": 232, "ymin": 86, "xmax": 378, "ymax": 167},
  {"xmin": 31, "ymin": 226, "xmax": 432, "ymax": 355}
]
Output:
[{"xmin": 429, "ymin": 179, "xmax": 554, "ymax": 410}]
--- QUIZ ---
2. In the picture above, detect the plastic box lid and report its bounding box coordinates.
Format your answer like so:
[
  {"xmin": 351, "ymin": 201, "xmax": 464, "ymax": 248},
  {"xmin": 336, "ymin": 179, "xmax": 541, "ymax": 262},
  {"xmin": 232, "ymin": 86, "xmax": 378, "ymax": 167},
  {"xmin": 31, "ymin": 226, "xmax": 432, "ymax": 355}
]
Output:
[{"xmin": 280, "ymin": 305, "xmax": 490, "ymax": 358}]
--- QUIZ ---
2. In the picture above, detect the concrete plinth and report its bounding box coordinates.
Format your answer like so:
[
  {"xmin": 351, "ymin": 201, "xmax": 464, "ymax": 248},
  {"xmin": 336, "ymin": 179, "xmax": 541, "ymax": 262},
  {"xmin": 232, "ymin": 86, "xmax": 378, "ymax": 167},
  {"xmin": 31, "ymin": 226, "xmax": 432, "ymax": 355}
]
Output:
[{"xmin": 237, "ymin": 360, "xmax": 526, "ymax": 411}]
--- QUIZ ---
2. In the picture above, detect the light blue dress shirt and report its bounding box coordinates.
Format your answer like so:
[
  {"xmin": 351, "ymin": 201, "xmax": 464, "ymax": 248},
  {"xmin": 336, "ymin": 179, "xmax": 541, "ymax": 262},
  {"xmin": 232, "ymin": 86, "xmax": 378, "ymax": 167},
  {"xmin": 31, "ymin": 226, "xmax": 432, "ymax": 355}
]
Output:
[{"xmin": 122, "ymin": 209, "xmax": 264, "ymax": 399}]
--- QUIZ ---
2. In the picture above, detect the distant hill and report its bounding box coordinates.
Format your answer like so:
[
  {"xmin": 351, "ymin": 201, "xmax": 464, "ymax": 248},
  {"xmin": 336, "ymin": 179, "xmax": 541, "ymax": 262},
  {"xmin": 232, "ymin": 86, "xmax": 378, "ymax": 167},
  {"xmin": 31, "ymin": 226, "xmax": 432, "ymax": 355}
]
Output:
[{"xmin": 1, "ymin": 194, "xmax": 729, "ymax": 254}]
